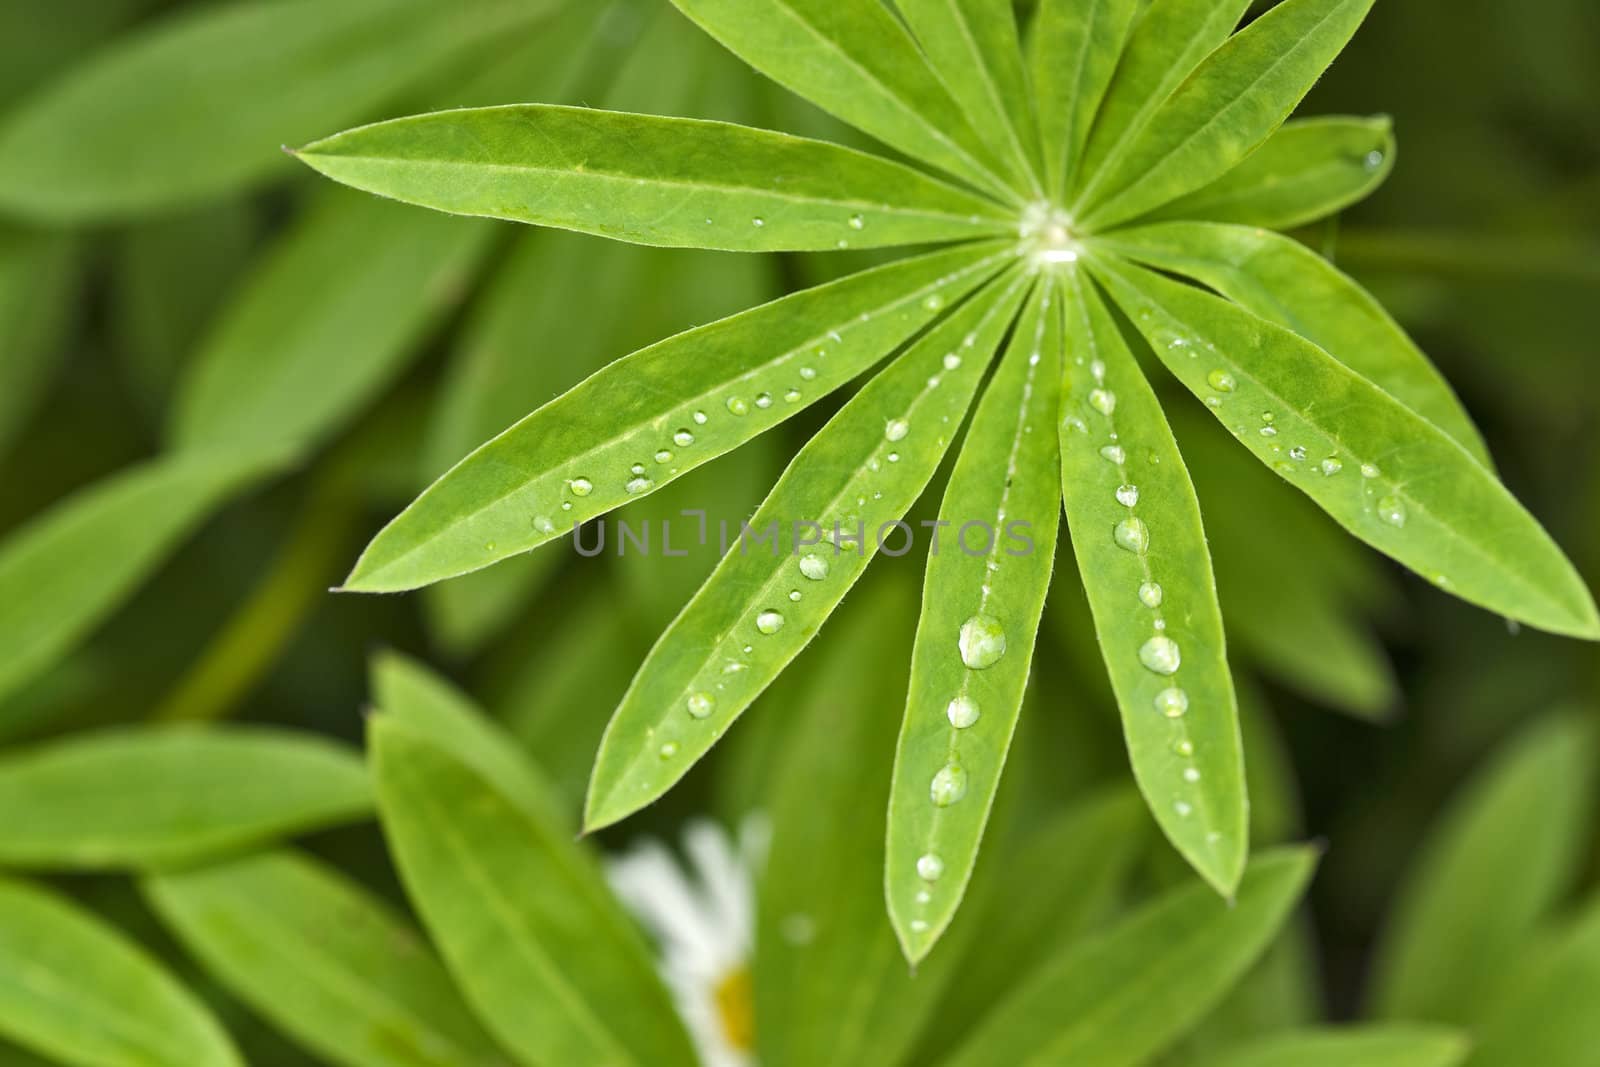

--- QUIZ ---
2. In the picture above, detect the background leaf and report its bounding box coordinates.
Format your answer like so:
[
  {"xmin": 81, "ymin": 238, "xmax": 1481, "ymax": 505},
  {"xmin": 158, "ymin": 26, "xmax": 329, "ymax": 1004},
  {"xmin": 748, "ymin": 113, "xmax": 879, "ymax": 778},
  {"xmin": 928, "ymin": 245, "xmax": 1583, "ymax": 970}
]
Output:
[{"xmin": 1186, "ymin": 1025, "xmax": 1469, "ymax": 1067}]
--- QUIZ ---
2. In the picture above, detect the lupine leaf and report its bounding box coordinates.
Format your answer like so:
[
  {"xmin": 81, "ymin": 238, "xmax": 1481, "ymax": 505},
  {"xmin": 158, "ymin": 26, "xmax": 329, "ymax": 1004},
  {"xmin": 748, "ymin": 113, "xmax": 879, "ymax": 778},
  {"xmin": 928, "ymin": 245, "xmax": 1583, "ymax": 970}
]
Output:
[
  {"xmin": 146, "ymin": 849, "xmax": 507, "ymax": 1067},
  {"xmin": 1468, "ymin": 891, "xmax": 1600, "ymax": 1067},
  {"xmin": 1080, "ymin": 0, "xmax": 1378, "ymax": 230},
  {"xmin": 1090, "ymin": 255, "xmax": 1600, "ymax": 639},
  {"xmin": 1072, "ymin": 0, "xmax": 1252, "ymax": 204},
  {"xmin": 893, "ymin": 0, "xmax": 1042, "ymax": 195},
  {"xmin": 940, "ymin": 847, "xmax": 1318, "ymax": 1067},
  {"xmin": 1029, "ymin": 0, "xmax": 1139, "ymax": 197},
  {"xmin": 1057, "ymin": 269, "xmax": 1247, "ymax": 895},
  {"xmin": 0, "ymin": 726, "xmax": 371, "ymax": 869},
  {"xmin": 584, "ymin": 269, "xmax": 1034, "ymax": 831},
  {"xmin": 0, "ymin": 877, "xmax": 241, "ymax": 1067},
  {"xmin": 294, "ymin": 106, "xmax": 1012, "ymax": 253},
  {"xmin": 1187, "ymin": 1025, "xmax": 1470, "ymax": 1067},
  {"xmin": 887, "ymin": 283, "xmax": 1062, "ymax": 960},
  {"xmin": 669, "ymin": 0, "xmax": 1018, "ymax": 200},
  {"xmin": 172, "ymin": 189, "xmax": 494, "ymax": 456},
  {"xmin": 0, "ymin": 448, "xmax": 289, "ymax": 705},
  {"xmin": 1101, "ymin": 221, "xmax": 1491, "ymax": 465},
  {"xmin": 342, "ymin": 241, "xmax": 1013, "ymax": 593},
  {"xmin": 0, "ymin": 230, "xmax": 78, "ymax": 460},
  {"xmin": 369, "ymin": 716, "xmax": 696, "ymax": 1067},
  {"xmin": 1370, "ymin": 714, "xmax": 1598, "ymax": 1023},
  {"xmin": 1145, "ymin": 116, "xmax": 1397, "ymax": 231},
  {"xmin": 0, "ymin": 0, "xmax": 553, "ymax": 222}
]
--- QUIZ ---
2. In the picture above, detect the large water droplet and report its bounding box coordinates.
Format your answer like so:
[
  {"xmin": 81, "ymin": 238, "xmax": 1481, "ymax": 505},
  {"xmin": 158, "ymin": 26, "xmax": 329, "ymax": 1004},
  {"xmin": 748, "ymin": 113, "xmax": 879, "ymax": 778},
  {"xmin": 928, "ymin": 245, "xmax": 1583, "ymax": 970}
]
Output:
[
  {"xmin": 1319, "ymin": 456, "xmax": 1343, "ymax": 476},
  {"xmin": 1139, "ymin": 635, "xmax": 1182, "ymax": 675},
  {"xmin": 568, "ymin": 477, "xmax": 593, "ymax": 497},
  {"xmin": 1115, "ymin": 484, "xmax": 1140, "ymax": 507},
  {"xmin": 1154, "ymin": 687, "xmax": 1189, "ymax": 718},
  {"xmin": 885, "ymin": 418, "xmax": 909, "ymax": 442},
  {"xmin": 726, "ymin": 396, "xmax": 750, "ymax": 416},
  {"xmin": 1207, "ymin": 369, "xmax": 1236, "ymax": 393},
  {"xmin": 754, "ymin": 392, "xmax": 773, "ymax": 409},
  {"xmin": 1377, "ymin": 496, "xmax": 1407, "ymax": 527},
  {"xmin": 1100, "ymin": 444, "xmax": 1126, "ymax": 464},
  {"xmin": 916, "ymin": 853, "xmax": 944, "ymax": 881},
  {"xmin": 625, "ymin": 476, "xmax": 653, "ymax": 495},
  {"xmin": 946, "ymin": 695, "xmax": 980, "ymax": 729},
  {"xmin": 1114, "ymin": 517, "xmax": 1150, "ymax": 554},
  {"xmin": 687, "ymin": 692, "xmax": 715, "ymax": 719},
  {"xmin": 673, "ymin": 429, "xmax": 695, "ymax": 447},
  {"xmin": 1089, "ymin": 388, "xmax": 1117, "ymax": 416},
  {"xmin": 930, "ymin": 764, "xmax": 968, "ymax": 807},
  {"xmin": 958, "ymin": 614, "xmax": 1007, "ymax": 669},
  {"xmin": 755, "ymin": 609, "xmax": 785, "ymax": 634},
  {"xmin": 798, "ymin": 553, "xmax": 830, "ymax": 580},
  {"xmin": 1138, "ymin": 581, "xmax": 1164, "ymax": 608},
  {"xmin": 654, "ymin": 449, "xmax": 672, "ymax": 464}
]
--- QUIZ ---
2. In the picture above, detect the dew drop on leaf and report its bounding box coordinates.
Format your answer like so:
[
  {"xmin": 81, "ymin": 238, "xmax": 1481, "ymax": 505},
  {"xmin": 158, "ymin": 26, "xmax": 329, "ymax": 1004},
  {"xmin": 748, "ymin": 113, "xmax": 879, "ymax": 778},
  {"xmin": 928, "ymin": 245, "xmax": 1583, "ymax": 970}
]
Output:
[
  {"xmin": 726, "ymin": 396, "xmax": 750, "ymax": 416},
  {"xmin": 673, "ymin": 429, "xmax": 695, "ymax": 447},
  {"xmin": 958, "ymin": 614, "xmax": 1007, "ymax": 669},
  {"xmin": 885, "ymin": 418, "xmax": 910, "ymax": 442},
  {"xmin": 1139, "ymin": 635, "xmax": 1182, "ymax": 675},
  {"xmin": 946, "ymin": 695, "xmax": 980, "ymax": 729},
  {"xmin": 1100, "ymin": 444, "xmax": 1126, "ymax": 464},
  {"xmin": 848, "ymin": 213, "xmax": 865, "ymax": 230},
  {"xmin": 654, "ymin": 449, "xmax": 672, "ymax": 463},
  {"xmin": 916, "ymin": 853, "xmax": 945, "ymax": 881},
  {"xmin": 1207, "ymin": 369, "xmax": 1236, "ymax": 393},
  {"xmin": 798, "ymin": 553, "xmax": 829, "ymax": 581},
  {"xmin": 1089, "ymin": 388, "xmax": 1117, "ymax": 415},
  {"xmin": 625, "ymin": 476, "xmax": 653, "ymax": 495},
  {"xmin": 1154, "ymin": 687, "xmax": 1189, "ymax": 718},
  {"xmin": 659, "ymin": 741, "xmax": 679, "ymax": 759},
  {"xmin": 568, "ymin": 477, "xmax": 593, "ymax": 497},
  {"xmin": 1114, "ymin": 517, "xmax": 1150, "ymax": 554},
  {"xmin": 686, "ymin": 693, "xmax": 715, "ymax": 719},
  {"xmin": 1378, "ymin": 495, "xmax": 1408, "ymax": 527},
  {"xmin": 1115, "ymin": 484, "xmax": 1140, "ymax": 507},
  {"xmin": 942, "ymin": 353, "xmax": 962, "ymax": 370},
  {"xmin": 1320, "ymin": 456, "xmax": 1343, "ymax": 476},
  {"xmin": 693, "ymin": 410, "xmax": 709, "ymax": 425},
  {"xmin": 1138, "ymin": 581, "xmax": 1164, "ymax": 608},
  {"xmin": 1361, "ymin": 462, "xmax": 1381, "ymax": 478},
  {"xmin": 1289, "ymin": 446, "xmax": 1308, "ymax": 461},
  {"xmin": 755, "ymin": 609, "xmax": 785, "ymax": 634},
  {"xmin": 754, "ymin": 392, "xmax": 773, "ymax": 409},
  {"xmin": 930, "ymin": 764, "xmax": 969, "ymax": 807}
]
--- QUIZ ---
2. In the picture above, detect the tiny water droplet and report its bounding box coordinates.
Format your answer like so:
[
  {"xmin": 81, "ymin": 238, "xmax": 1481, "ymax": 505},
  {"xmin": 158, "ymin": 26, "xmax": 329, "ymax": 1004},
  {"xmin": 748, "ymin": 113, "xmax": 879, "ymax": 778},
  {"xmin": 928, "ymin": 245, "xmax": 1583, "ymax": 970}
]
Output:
[
  {"xmin": 788, "ymin": 589, "xmax": 801, "ymax": 602},
  {"xmin": 1183, "ymin": 767, "xmax": 1201, "ymax": 782},
  {"xmin": 943, "ymin": 353, "xmax": 962, "ymax": 370},
  {"xmin": 654, "ymin": 449, "xmax": 672, "ymax": 463},
  {"xmin": 1364, "ymin": 149, "xmax": 1385, "ymax": 171},
  {"xmin": 673, "ymin": 429, "xmax": 695, "ymax": 447},
  {"xmin": 910, "ymin": 919, "xmax": 929, "ymax": 933},
  {"xmin": 1289, "ymin": 445, "xmax": 1307, "ymax": 461},
  {"xmin": 687, "ymin": 692, "xmax": 715, "ymax": 719},
  {"xmin": 1207, "ymin": 369, "xmax": 1236, "ymax": 392},
  {"xmin": 533, "ymin": 516, "xmax": 555, "ymax": 534},
  {"xmin": 1114, "ymin": 517, "xmax": 1150, "ymax": 554},
  {"xmin": 1138, "ymin": 581, "xmax": 1164, "ymax": 608},
  {"xmin": 1361, "ymin": 462, "xmax": 1381, "ymax": 478},
  {"xmin": 799, "ymin": 553, "xmax": 829, "ymax": 580},
  {"xmin": 799, "ymin": 366, "xmax": 817, "ymax": 380},
  {"xmin": 885, "ymin": 418, "xmax": 910, "ymax": 442},
  {"xmin": 923, "ymin": 294, "xmax": 945, "ymax": 311},
  {"xmin": 630, "ymin": 463, "xmax": 646, "ymax": 476},
  {"xmin": 755, "ymin": 609, "xmax": 785, "ymax": 634},
  {"xmin": 916, "ymin": 853, "xmax": 944, "ymax": 881},
  {"xmin": 561, "ymin": 502, "xmax": 572, "ymax": 511},
  {"xmin": 754, "ymin": 392, "xmax": 773, "ymax": 409},
  {"xmin": 1089, "ymin": 359, "xmax": 1106, "ymax": 381},
  {"xmin": 1115, "ymin": 484, "xmax": 1140, "ymax": 508},
  {"xmin": 569, "ymin": 477, "xmax": 593, "ymax": 497},
  {"xmin": 1259, "ymin": 426, "xmax": 1278, "ymax": 438},
  {"xmin": 1154, "ymin": 687, "xmax": 1189, "ymax": 717},
  {"xmin": 1100, "ymin": 444, "xmax": 1126, "ymax": 464},
  {"xmin": 1174, "ymin": 738, "xmax": 1195, "ymax": 757},
  {"xmin": 930, "ymin": 764, "xmax": 968, "ymax": 806},
  {"xmin": 946, "ymin": 695, "xmax": 980, "ymax": 729},
  {"xmin": 1139, "ymin": 635, "xmax": 1182, "ymax": 675},
  {"xmin": 887, "ymin": 452, "xmax": 900, "ymax": 463},
  {"xmin": 693, "ymin": 410, "xmax": 709, "ymax": 425},
  {"xmin": 848, "ymin": 213, "xmax": 865, "ymax": 230},
  {"xmin": 958, "ymin": 614, "xmax": 1007, "ymax": 669},
  {"xmin": 625, "ymin": 476, "xmax": 653, "ymax": 494},
  {"xmin": 1174, "ymin": 801, "xmax": 1193, "ymax": 818},
  {"xmin": 784, "ymin": 388, "xmax": 802, "ymax": 403},
  {"xmin": 1320, "ymin": 456, "xmax": 1343, "ymax": 475},
  {"xmin": 1089, "ymin": 388, "xmax": 1117, "ymax": 416},
  {"xmin": 726, "ymin": 396, "xmax": 750, "ymax": 416},
  {"xmin": 1063, "ymin": 415, "xmax": 1087, "ymax": 433},
  {"xmin": 751, "ymin": 217, "xmax": 765, "ymax": 227},
  {"xmin": 659, "ymin": 741, "xmax": 679, "ymax": 759},
  {"xmin": 1377, "ymin": 495, "xmax": 1407, "ymax": 527}
]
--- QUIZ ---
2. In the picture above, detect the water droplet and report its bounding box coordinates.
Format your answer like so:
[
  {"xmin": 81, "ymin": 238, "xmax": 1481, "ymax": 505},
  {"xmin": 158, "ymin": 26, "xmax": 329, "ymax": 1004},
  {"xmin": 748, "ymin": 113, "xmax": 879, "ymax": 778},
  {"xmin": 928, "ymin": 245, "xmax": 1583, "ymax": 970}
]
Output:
[
  {"xmin": 887, "ymin": 452, "xmax": 900, "ymax": 463},
  {"xmin": 1139, "ymin": 635, "xmax": 1182, "ymax": 675},
  {"xmin": 752, "ymin": 217, "xmax": 765, "ymax": 227},
  {"xmin": 923, "ymin": 294, "xmax": 945, "ymax": 311},
  {"xmin": 1174, "ymin": 739, "xmax": 1195, "ymax": 757},
  {"xmin": 1115, "ymin": 484, "xmax": 1140, "ymax": 507},
  {"xmin": 1138, "ymin": 581, "xmax": 1164, "ymax": 608},
  {"xmin": 1289, "ymin": 445, "xmax": 1307, "ymax": 461},
  {"xmin": 799, "ymin": 366, "xmax": 817, "ymax": 380},
  {"xmin": 1364, "ymin": 149, "xmax": 1385, "ymax": 171},
  {"xmin": 1377, "ymin": 495, "xmax": 1407, "ymax": 527},
  {"xmin": 1183, "ymin": 767, "xmax": 1201, "ymax": 782},
  {"xmin": 799, "ymin": 553, "xmax": 829, "ymax": 580},
  {"xmin": 1114, "ymin": 517, "xmax": 1150, "ymax": 554},
  {"xmin": 630, "ymin": 463, "xmax": 646, "ymax": 476},
  {"xmin": 1319, "ymin": 456, "xmax": 1343, "ymax": 476},
  {"xmin": 569, "ymin": 477, "xmax": 593, "ymax": 497},
  {"xmin": 755, "ymin": 609, "xmax": 785, "ymax": 634},
  {"xmin": 885, "ymin": 418, "xmax": 910, "ymax": 442},
  {"xmin": 659, "ymin": 741, "xmax": 679, "ymax": 759},
  {"xmin": 1259, "ymin": 426, "xmax": 1278, "ymax": 438},
  {"xmin": 1154, "ymin": 687, "xmax": 1189, "ymax": 717},
  {"xmin": 910, "ymin": 919, "xmax": 929, "ymax": 933},
  {"xmin": 1100, "ymin": 444, "xmax": 1126, "ymax": 464},
  {"xmin": 754, "ymin": 392, "xmax": 773, "ymax": 409},
  {"xmin": 788, "ymin": 590, "xmax": 801, "ymax": 603},
  {"xmin": 930, "ymin": 764, "xmax": 968, "ymax": 807},
  {"xmin": 625, "ymin": 476, "xmax": 653, "ymax": 494},
  {"xmin": 654, "ymin": 449, "xmax": 672, "ymax": 463},
  {"xmin": 946, "ymin": 695, "xmax": 980, "ymax": 729},
  {"xmin": 1063, "ymin": 415, "xmax": 1087, "ymax": 433},
  {"xmin": 1089, "ymin": 359, "xmax": 1106, "ymax": 381},
  {"xmin": 958, "ymin": 614, "xmax": 1007, "ymax": 669},
  {"xmin": 1207, "ymin": 369, "xmax": 1236, "ymax": 393},
  {"xmin": 943, "ymin": 353, "xmax": 962, "ymax": 370},
  {"xmin": 693, "ymin": 410, "xmax": 709, "ymax": 425},
  {"xmin": 1089, "ymin": 388, "xmax": 1117, "ymax": 415},
  {"xmin": 1174, "ymin": 801, "xmax": 1193, "ymax": 818},
  {"xmin": 784, "ymin": 388, "xmax": 802, "ymax": 403},
  {"xmin": 533, "ymin": 516, "xmax": 555, "ymax": 534},
  {"xmin": 916, "ymin": 853, "xmax": 944, "ymax": 881},
  {"xmin": 673, "ymin": 429, "xmax": 695, "ymax": 447},
  {"xmin": 848, "ymin": 214, "xmax": 865, "ymax": 230},
  {"xmin": 726, "ymin": 396, "xmax": 750, "ymax": 416},
  {"xmin": 1361, "ymin": 463, "xmax": 1381, "ymax": 478},
  {"xmin": 687, "ymin": 692, "xmax": 715, "ymax": 719},
  {"xmin": 561, "ymin": 502, "xmax": 572, "ymax": 511}
]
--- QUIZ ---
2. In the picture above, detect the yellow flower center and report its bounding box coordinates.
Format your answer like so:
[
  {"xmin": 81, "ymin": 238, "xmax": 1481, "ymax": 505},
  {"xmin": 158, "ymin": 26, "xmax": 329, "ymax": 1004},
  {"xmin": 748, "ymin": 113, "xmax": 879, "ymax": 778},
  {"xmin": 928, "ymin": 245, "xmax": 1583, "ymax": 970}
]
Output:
[{"xmin": 713, "ymin": 965, "xmax": 756, "ymax": 1053}]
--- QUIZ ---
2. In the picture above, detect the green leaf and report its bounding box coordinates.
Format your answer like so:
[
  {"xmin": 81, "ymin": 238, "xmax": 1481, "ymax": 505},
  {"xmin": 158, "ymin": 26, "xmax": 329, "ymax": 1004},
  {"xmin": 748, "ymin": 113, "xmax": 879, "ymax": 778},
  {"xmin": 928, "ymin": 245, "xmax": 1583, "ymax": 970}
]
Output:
[
  {"xmin": 0, "ymin": 448, "xmax": 289, "ymax": 705},
  {"xmin": 1089, "ymin": 255, "xmax": 1600, "ymax": 639},
  {"xmin": 172, "ymin": 189, "xmax": 493, "ymax": 456},
  {"xmin": 0, "ymin": 726, "xmax": 371, "ymax": 869},
  {"xmin": 756, "ymin": 574, "xmax": 960, "ymax": 1067},
  {"xmin": 0, "ymin": 877, "xmax": 241, "ymax": 1067},
  {"xmin": 1056, "ymin": 268, "xmax": 1247, "ymax": 895},
  {"xmin": 295, "ymin": 105, "xmax": 1011, "ymax": 252},
  {"xmin": 940, "ymin": 847, "xmax": 1318, "ymax": 1067},
  {"xmin": 0, "ymin": 0, "xmax": 555, "ymax": 222},
  {"xmin": 369, "ymin": 717, "xmax": 697, "ymax": 1067},
  {"xmin": 0, "ymin": 230, "xmax": 77, "ymax": 460},
  {"xmin": 342, "ymin": 241, "xmax": 1014, "ymax": 593},
  {"xmin": 145, "ymin": 849, "xmax": 507, "ymax": 1067},
  {"xmin": 1370, "ymin": 714, "xmax": 1598, "ymax": 1023},
  {"xmin": 583, "ymin": 269, "xmax": 1033, "ymax": 831},
  {"xmin": 1100, "ymin": 221, "xmax": 1492, "ymax": 466},
  {"xmin": 892, "ymin": 0, "xmax": 1042, "ymax": 196},
  {"xmin": 1145, "ymin": 116, "xmax": 1397, "ymax": 230},
  {"xmin": 1079, "ymin": 0, "xmax": 1378, "ymax": 231},
  {"xmin": 1467, "ymin": 891, "xmax": 1600, "ymax": 1067},
  {"xmin": 1029, "ymin": 0, "xmax": 1139, "ymax": 197},
  {"xmin": 1072, "ymin": 0, "xmax": 1252, "ymax": 203},
  {"xmin": 886, "ymin": 283, "xmax": 1062, "ymax": 960},
  {"xmin": 669, "ymin": 0, "xmax": 1018, "ymax": 200},
  {"xmin": 1188, "ymin": 1025, "xmax": 1469, "ymax": 1067}
]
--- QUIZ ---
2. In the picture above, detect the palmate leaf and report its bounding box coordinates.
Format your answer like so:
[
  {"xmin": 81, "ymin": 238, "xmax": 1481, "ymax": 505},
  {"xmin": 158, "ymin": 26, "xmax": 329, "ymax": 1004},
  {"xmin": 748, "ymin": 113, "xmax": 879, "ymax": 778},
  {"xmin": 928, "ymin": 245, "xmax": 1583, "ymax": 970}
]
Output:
[
  {"xmin": 341, "ymin": 241, "xmax": 1013, "ymax": 593},
  {"xmin": 1089, "ymin": 255, "xmax": 1600, "ymax": 638},
  {"xmin": 1057, "ymin": 270, "xmax": 1247, "ymax": 895},
  {"xmin": 146, "ymin": 849, "xmax": 508, "ymax": 1067},
  {"xmin": 0, "ymin": 877, "xmax": 241, "ymax": 1067},
  {"xmin": 886, "ymin": 283, "xmax": 1061, "ymax": 960},
  {"xmin": 585, "ymin": 270, "xmax": 1034, "ymax": 831},
  {"xmin": 294, "ymin": 106, "xmax": 1012, "ymax": 253}
]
